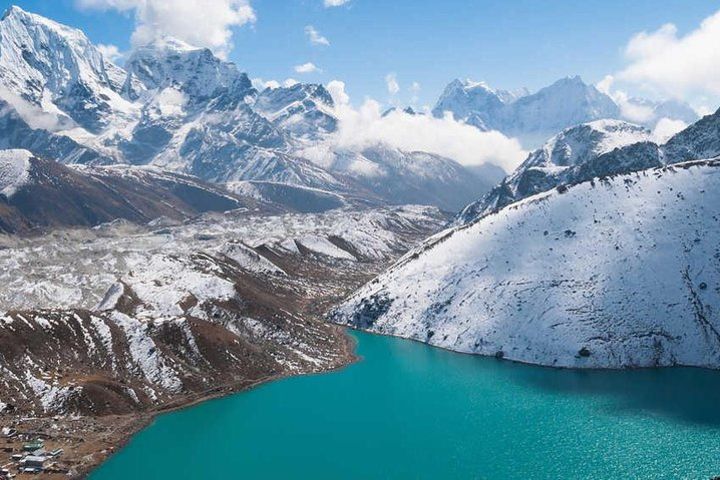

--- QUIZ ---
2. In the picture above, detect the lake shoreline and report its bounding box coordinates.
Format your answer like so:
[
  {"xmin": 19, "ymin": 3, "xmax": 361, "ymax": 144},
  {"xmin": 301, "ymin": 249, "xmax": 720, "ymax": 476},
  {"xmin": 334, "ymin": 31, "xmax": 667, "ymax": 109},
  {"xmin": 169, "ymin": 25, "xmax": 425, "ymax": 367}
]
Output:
[
  {"xmin": 88, "ymin": 330, "xmax": 720, "ymax": 479},
  {"xmin": 76, "ymin": 325, "xmax": 359, "ymax": 479},
  {"xmin": 77, "ymin": 323, "xmax": 720, "ymax": 478},
  {"xmin": 0, "ymin": 325, "xmax": 357, "ymax": 480},
  {"xmin": 342, "ymin": 326, "xmax": 720, "ymax": 372}
]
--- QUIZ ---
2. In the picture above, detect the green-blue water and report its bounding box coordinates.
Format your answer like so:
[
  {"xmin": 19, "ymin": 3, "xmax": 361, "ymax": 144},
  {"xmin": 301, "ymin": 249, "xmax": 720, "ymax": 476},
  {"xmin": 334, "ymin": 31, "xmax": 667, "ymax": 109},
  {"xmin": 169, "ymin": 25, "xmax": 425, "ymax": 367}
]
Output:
[{"xmin": 92, "ymin": 331, "xmax": 720, "ymax": 479}]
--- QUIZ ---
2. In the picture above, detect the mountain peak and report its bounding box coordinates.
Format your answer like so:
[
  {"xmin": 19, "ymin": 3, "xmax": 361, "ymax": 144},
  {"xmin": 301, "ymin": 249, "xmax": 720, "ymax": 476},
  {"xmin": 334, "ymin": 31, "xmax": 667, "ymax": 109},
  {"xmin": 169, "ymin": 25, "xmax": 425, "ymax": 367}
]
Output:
[
  {"xmin": 1, "ymin": 4, "xmax": 87, "ymax": 40},
  {"xmin": 548, "ymin": 75, "xmax": 588, "ymax": 89},
  {"xmin": 136, "ymin": 35, "xmax": 202, "ymax": 54},
  {"xmin": 125, "ymin": 36, "xmax": 250, "ymax": 99},
  {"xmin": 2, "ymin": 5, "xmax": 27, "ymax": 20},
  {"xmin": 0, "ymin": 5, "xmax": 133, "ymax": 132}
]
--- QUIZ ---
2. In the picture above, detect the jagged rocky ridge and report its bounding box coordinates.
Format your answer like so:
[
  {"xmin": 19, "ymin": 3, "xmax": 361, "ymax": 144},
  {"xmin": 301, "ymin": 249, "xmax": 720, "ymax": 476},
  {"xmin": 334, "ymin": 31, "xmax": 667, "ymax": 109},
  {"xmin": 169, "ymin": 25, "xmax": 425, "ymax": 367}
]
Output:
[
  {"xmin": 457, "ymin": 108, "xmax": 720, "ymax": 224},
  {"xmin": 0, "ymin": 6, "xmax": 494, "ymax": 212},
  {"xmin": 333, "ymin": 160, "xmax": 720, "ymax": 368}
]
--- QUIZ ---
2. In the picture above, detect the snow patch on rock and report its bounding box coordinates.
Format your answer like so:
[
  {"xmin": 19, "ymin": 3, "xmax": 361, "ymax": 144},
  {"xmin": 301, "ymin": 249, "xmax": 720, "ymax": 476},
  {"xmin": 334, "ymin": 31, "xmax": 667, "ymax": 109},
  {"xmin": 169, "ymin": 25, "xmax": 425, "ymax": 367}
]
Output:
[{"xmin": 0, "ymin": 149, "xmax": 32, "ymax": 197}]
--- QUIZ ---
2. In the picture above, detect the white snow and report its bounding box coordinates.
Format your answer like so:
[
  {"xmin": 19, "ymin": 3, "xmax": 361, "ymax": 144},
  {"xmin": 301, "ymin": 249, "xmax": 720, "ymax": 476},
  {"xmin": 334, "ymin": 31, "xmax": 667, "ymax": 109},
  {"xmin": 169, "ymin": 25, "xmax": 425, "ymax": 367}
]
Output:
[
  {"xmin": 0, "ymin": 205, "xmax": 443, "ymax": 313},
  {"xmin": 0, "ymin": 149, "xmax": 32, "ymax": 197},
  {"xmin": 111, "ymin": 311, "xmax": 182, "ymax": 392},
  {"xmin": 218, "ymin": 241, "xmax": 286, "ymax": 275},
  {"xmin": 335, "ymin": 160, "xmax": 720, "ymax": 369},
  {"xmin": 23, "ymin": 370, "xmax": 72, "ymax": 413},
  {"xmin": 295, "ymin": 235, "xmax": 356, "ymax": 260}
]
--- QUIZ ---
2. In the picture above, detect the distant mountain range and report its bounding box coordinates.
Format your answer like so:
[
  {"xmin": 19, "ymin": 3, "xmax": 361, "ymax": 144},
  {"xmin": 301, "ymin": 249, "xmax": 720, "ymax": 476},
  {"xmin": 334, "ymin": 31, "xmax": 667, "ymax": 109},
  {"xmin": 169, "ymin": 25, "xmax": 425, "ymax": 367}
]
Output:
[
  {"xmin": 432, "ymin": 76, "xmax": 699, "ymax": 148},
  {"xmin": 0, "ymin": 6, "xmax": 495, "ymax": 213},
  {"xmin": 0, "ymin": 149, "xmax": 272, "ymax": 234}
]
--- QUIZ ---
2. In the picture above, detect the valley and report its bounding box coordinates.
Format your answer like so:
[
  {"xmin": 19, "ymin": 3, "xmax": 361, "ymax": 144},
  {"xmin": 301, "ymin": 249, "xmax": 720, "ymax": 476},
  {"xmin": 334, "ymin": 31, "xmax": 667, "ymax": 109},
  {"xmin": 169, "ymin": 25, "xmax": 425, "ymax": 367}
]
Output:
[
  {"xmin": 0, "ymin": 2, "xmax": 717, "ymax": 479},
  {"xmin": 0, "ymin": 205, "xmax": 446, "ymax": 477}
]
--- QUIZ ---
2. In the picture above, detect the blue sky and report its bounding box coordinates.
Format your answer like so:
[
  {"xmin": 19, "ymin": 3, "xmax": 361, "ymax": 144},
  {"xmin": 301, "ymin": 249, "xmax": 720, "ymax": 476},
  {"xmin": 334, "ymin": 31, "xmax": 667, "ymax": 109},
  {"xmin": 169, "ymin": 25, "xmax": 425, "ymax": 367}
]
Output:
[{"xmin": 2, "ymin": 0, "xmax": 719, "ymax": 109}]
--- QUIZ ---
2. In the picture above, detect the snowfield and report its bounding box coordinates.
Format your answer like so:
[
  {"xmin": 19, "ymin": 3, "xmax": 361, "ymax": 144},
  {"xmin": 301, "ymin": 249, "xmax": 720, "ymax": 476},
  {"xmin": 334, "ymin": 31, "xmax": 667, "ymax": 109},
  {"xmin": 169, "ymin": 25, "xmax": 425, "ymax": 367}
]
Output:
[
  {"xmin": 333, "ymin": 160, "xmax": 720, "ymax": 369},
  {"xmin": 0, "ymin": 149, "xmax": 31, "ymax": 197}
]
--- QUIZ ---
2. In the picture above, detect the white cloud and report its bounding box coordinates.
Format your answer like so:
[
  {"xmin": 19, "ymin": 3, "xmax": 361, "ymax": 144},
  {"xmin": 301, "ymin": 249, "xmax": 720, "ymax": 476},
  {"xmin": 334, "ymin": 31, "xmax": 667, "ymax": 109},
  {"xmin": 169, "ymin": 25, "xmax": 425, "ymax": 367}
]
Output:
[
  {"xmin": 97, "ymin": 43, "xmax": 124, "ymax": 63},
  {"xmin": 324, "ymin": 0, "xmax": 350, "ymax": 7},
  {"xmin": 305, "ymin": 25, "xmax": 330, "ymax": 46},
  {"xmin": 617, "ymin": 10, "xmax": 720, "ymax": 98},
  {"xmin": 385, "ymin": 73, "xmax": 399, "ymax": 95},
  {"xmin": 295, "ymin": 62, "xmax": 321, "ymax": 74},
  {"xmin": 321, "ymin": 80, "xmax": 527, "ymax": 172},
  {"xmin": 596, "ymin": 75, "xmax": 655, "ymax": 124},
  {"xmin": 0, "ymin": 87, "xmax": 71, "ymax": 132},
  {"xmin": 327, "ymin": 80, "xmax": 350, "ymax": 105},
  {"xmin": 652, "ymin": 117, "xmax": 687, "ymax": 143},
  {"xmin": 251, "ymin": 78, "xmax": 280, "ymax": 90},
  {"xmin": 75, "ymin": 0, "xmax": 256, "ymax": 59},
  {"xmin": 252, "ymin": 78, "xmax": 300, "ymax": 90}
]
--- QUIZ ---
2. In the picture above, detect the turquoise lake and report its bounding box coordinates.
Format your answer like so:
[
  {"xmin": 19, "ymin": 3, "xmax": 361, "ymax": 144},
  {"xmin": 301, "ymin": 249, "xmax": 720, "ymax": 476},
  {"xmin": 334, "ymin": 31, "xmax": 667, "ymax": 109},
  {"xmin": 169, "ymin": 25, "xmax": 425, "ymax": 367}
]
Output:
[{"xmin": 91, "ymin": 331, "xmax": 720, "ymax": 479}]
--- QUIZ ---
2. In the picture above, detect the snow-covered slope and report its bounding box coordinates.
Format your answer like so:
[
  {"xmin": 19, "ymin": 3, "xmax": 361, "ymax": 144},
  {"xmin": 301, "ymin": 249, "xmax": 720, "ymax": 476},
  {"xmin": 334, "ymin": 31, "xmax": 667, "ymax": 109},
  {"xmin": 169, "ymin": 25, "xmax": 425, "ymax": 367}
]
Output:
[
  {"xmin": 333, "ymin": 159, "xmax": 720, "ymax": 369},
  {"xmin": 432, "ymin": 79, "xmax": 510, "ymax": 130},
  {"xmin": 0, "ymin": 5, "xmax": 136, "ymax": 133},
  {"xmin": 317, "ymin": 145, "xmax": 496, "ymax": 211},
  {"xmin": 227, "ymin": 181, "xmax": 349, "ymax": 213},
  {"xmin": 254, "ymin": 83, "xmax": 337, "ymax": 140},
  {"xmin": 662, "ymin": 108, "xmax": 720, "ymax": 163},
  {"xmin": 505, "ymin": 76, "xmax": 620, "ymax": 145},
  {"xmin": 457, "ymin": 120, "xmax": 654, "ymax": 222},
  {"xmin": 125, "ymin": 37, "xmax": 248, "ymax": 102},
  {"xmin": 0, "ymin": 204, "xmax": 446, "ymax": 415}
]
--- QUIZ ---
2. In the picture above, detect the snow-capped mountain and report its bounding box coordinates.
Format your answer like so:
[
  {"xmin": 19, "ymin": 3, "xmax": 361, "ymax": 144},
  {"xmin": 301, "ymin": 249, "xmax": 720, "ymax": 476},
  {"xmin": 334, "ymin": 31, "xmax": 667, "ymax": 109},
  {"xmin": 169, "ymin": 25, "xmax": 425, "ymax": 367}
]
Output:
[
  {"xmin": 254, "ymin": 83, "xmax": 337, "ymax": 140},
  {"xmin": 662, "ymin": 107, "xmax": 720, "ymax": 163},
  {"xmin": 629, "ymin": 97, "xmax": 700, "ymax": 126},
  {"xmin": 434, "ymin": 76, "xmax": 699, "ymax": 149},
  {"xmin": 432, "ymin": 79, "xmax": 509, "ymax": 130},
  {"xmin": 0, "ymin": 99, "xmax": 104, "ymax": 163},
  {"xmin": 434, "ymin": 76, "xmax": 621, "ymax": 146},
  {"xmin": 305, "ymin": 144, "xmax": 497, "ymax": 211},
  {"xmin": 0, "ymin": 6, "xmax": 496, "ymax": 212},
  {"xmin": 0, "ymin": 5, "xmax": 135, "ymax": 133},
  {"xmin": 456, "ymin": 120, "xmax": 654, "ymax": 223},
  {"xmin": 333, "ymin": 159, "xmax": 720, "ymax": 368}
]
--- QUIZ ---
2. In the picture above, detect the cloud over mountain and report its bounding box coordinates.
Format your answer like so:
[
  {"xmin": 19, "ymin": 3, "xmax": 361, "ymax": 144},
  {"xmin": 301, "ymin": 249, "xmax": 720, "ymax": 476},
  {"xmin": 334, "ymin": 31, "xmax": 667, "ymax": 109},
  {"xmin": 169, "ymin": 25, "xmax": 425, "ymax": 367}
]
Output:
[
  {"xmin": 618, "ymin": 9, "xmax": 720, "ymax": 99},
  {"xmin": 327, "ymin": 81, "xmax": 527, "ymax": 171},
  {"xmin": 76, "ymin": 0, "xmax": 256, "ymax": 58}
]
